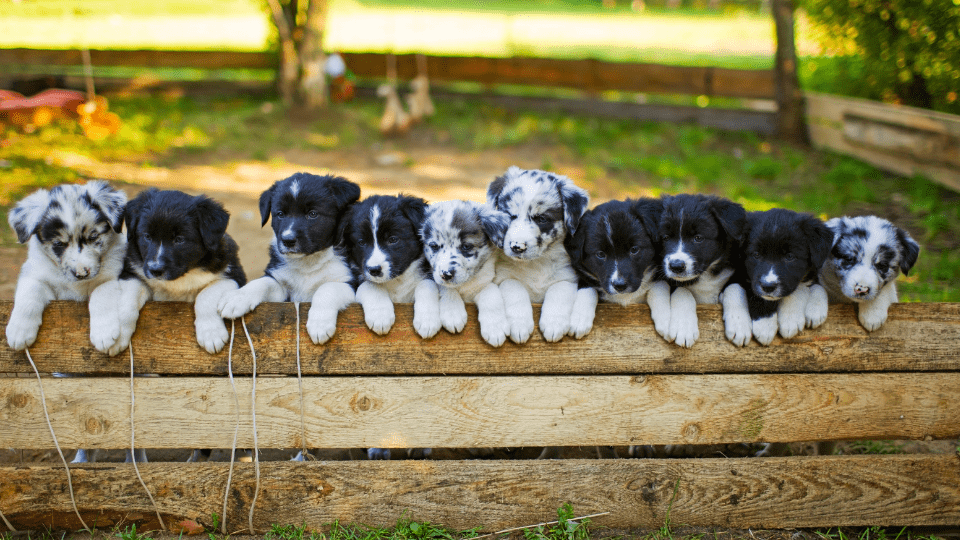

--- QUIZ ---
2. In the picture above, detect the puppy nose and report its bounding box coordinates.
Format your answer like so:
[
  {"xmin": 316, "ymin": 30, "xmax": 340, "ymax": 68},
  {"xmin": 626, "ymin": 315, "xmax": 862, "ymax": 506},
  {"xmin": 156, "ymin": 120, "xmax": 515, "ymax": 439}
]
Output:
[
  {"xmin": 441, "ymin": 269, "xmax": 456, "ymax": 281},
  {"xmin": 72, "ymin": 268, "xmax": 90, "ymax": 279},
  {"xmin": 854, "ymin": 284, "xmax": 870, "ymax": 295},
  {"xmin": 611, "ymin": 278, "xmax": 628, "ymax": 292},
  {"xmin": 760, "ymin": 282, "xmax": 778, "ymax": 294},
  {"xmin": 668, "ymin": 259, "xmax": 686, "ymax": 273},
  {"xmin": 510, "ymin": 243, "xmax": 526, "ymax": 254},
  {"xmin": 145, "ymin": 261, "xmax": 164, "ymax": 277},
  {"xmin": 282, "ymin": 238, "xmax": 297, "ymax": 249},
  {"xmin": 368, "ymin": 265, "xmax": 382, "ymax": 277}
]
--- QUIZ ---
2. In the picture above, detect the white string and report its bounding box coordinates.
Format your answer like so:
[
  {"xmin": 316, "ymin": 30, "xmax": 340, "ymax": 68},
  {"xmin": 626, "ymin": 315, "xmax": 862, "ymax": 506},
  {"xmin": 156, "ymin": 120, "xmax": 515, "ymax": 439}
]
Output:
[
  {"xmin": 128, "ymin": 343, "xmax": 166, "ymax": 531},
  {"xmin": 294, "ymin": 302, "xmax": 309, "ymax": 460},
  {"xmin": 23, "ymin": 347, "xmax": 90, "ymax": 532},
  {"xmin": 0, "ymin": 508, "xmax": 15, "ymax": 532},
  {"xmin": 241, "ymin": 317, "xmax": 260, "ymax": 535},
  {"xmin": 221, "ymin": 320, "xmax": 241, "ymax": 535}
]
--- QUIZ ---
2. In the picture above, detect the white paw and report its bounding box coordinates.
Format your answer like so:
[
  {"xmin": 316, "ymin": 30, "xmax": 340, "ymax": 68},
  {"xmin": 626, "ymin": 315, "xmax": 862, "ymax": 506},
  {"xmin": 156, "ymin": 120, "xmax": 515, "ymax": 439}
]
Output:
[
  {"xmin": 477, "ymin": 311, "xmax": 509, "ymax": 347},
  {"xmin": 367, "ymin": 448, "xmax": 391, "ymax": 460},
  {"xmin": 724, "ymin": 307, "xmax": 752, "ymax": 347},
  {"xmin": 752, "ymin": 315, "xmax": 778, "ymax": 346},
  {"xmin": 6, "ymin": 313, "xmax": 41, "ymax": 351},
  {"xmin": 507, "ymin": 314, "xmax": 534, "ymax": 344},
  {"xmin": 71, "ymin": 449, "xmax": 90, "ymax": 464},
  {"xmin": 669, "ymin": 315, "xmax": 699, "ymax": 348},
  {"xmin": 196, "ymin": 315, "xmax": 229, "ymax": 354},
  {"xmin": 568, "ymin": 308, "xmax": 594, "ymax": 340},
  {"xmin": 363, "ymin": 300, "xmax": 395, "ymax": 335},
  {"xmin": 413, "ymin": 308, "xmax": 441, "ymax": 339},
  {"xmin": 439, "ymin": 301, "xmax": 467, "ymax": 334},
  {"xmin": 306, "ymin": 308, "xmax": 339, "ymax": 344},
  {"xmin": 858, "ymin": 303, "xmax": 888, "ymax": 332},
  {"xmin": 539, "ymin": 308, "xmax": 570, "ymax": 343},
  {"xmin": 218, "ymin": 289, "xmax": 262, "ymax": 320},
  {"xmin": 89, "ymin": 312, "xmax": 121, "ymax": 353},
  {"xmin": 651, "ymin": 309, "xmax": 670, "ymax": 340},
  {"xmin": 97, "ymin": 317, "xmax": 136, "ymax": 357},
  {"xmin": 290, "ymin": 450, "xmax": 310, "ymax": 462},
  {"xmin": 778, "ymin": 304, "xmax": 806, "ymax": 339},
  {"xmin": 806, "ymin": 285, "xmax": 829, "ymax": 328}
]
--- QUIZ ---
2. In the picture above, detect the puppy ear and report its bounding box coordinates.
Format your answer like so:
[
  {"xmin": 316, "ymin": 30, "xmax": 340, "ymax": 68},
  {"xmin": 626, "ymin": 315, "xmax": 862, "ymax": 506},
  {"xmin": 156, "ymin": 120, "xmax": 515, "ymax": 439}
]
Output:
[
  {"xmin": 486, "ymin": 166, "xmax": 517, "ymax": 208},
  {"xmin": 398, "ymin": 196, "xmax": 428, "ymax": 230},
  {"xmin": 478, "ymin": 204, "xmax": 510, "ymax": 248},
  {"xmin": 564, "ymin": 210, "xmax": 589, "ymax": 268},
  {"xmin": 258, "ymin": 183, "xmax": 277, "ymax": 227},
  {"xmin": 325, "ymin": 176, "xmax": 361, "ymax": 211},
  {"xmin": 802, "ymin": 215, "xmax": 833, "ymax": 271},
  {"xmin": 7, "ymin": 187, "xmax": 51, "ymax": 243},
  {"xmin": 895, "ymin": 226, "xmax": 920, "ymax": 275},
  {"xmin": 557, "ymin": 177, "xmax": 589, "ymax": 237},
  {"xmin": 824, "ymin": 217, "xmax": 844, "ymax": 247},
  {"xmin": 84, "ymin": 180, "xmax": 127, "ymax": 233},
  {"xmin": 192, "ymin": 196, "xmax": 230, "ymax": 252},
  {"xmin": 335, "ymin": 204, "xmax": 355, "ymax": 248},
  {"xmin": 710, "ymin": 197, "xmax": 747, "ymax": 243},
  {"xmin": 124, "ymin": 188, "xmax": 157, "ymax": 246},
  {"xmin": 630, "ymin": 198, "xmax": 663, "ymax": 238}
]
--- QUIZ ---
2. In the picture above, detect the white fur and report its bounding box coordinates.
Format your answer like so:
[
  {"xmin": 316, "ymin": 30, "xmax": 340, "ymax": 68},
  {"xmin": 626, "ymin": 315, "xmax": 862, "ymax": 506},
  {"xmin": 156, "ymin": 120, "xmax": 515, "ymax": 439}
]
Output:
[
  {"xmin": 412, "ymin": 279, "xmax": 442, "ymax": 338},
  {"xmin": 495, "ymin": 241, "xmax": 578, "ymax": 342},
  {"xmin": 474, "ymin": 282, "xmax": 510, "ymax": 347},
  {"xmin": 356, "ymin": 260, "xmax": 427, "ymax": 335},
  {"xmin": 721, "ymin": 283, "xmax": 752, "ymax": 347},
  {"xmin": 499, "ymin": 278, "xmax": 535, "ymax": 344},
  {"xmin": 752, "ymin": 313, "xmax": 778, "ymax": 345},
  {"xmin": 805, "ymin": 283, "xmax": 829, "ymax": 328},
  {"xmin": 306, "ymin": 282, "xmax": 355, "ymax": 344},
  {"xmin": 664, "ymin": 242, "xmax": 695, "ymax": 280},
  {"xmin": 539, "ymin": 280, "xmax": 578, "ymax": 342},
  {"xmin": 777, "ymin": 282, "xmax": 810, "ymax": 339},
  {"xmin": 439, "ymin": 286, "xmax": 468, "ymax": 334},
  {"xmin": 595, "ymin": 270, "xmax": 670, "ymax": 339},
  {"xmin": 568, "ymin": 287, "xmax": 599, "ymax": 339},
  {"xmin": 89, "ymin": 278, "xmax": 150, "ymax": 356},
  {"xmin": 858, "ymin": 281, "xmax": 897, "ymax": 331},
  {"xmin": 667, "ymin": 287, "xmax": 699, "ymax": 348}
]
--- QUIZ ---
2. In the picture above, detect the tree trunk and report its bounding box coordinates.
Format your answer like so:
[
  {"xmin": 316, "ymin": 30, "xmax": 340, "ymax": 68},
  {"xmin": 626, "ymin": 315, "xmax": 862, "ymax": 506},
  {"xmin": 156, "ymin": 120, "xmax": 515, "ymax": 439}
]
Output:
[
  {"xmin": 298, "ymin": 0, "xmax": 329, "ymax": 109},
  {"xmin": 266, "ymin": 0, "xmax": 299, "ymax": 106},
  {"xmin": 772, "ymin": 0, "xmax": 806, "ymax": 143}
]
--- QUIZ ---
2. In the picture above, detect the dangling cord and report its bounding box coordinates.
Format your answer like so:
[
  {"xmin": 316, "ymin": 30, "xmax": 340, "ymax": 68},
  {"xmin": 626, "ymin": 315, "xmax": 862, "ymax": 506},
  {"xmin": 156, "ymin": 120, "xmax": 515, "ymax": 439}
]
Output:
[
  {"xmin": 129, "ymin": 343, "xmax": 166, "ymax": 531},
  {"xmin": 0, "ymin": 508, "xmax": 15, "ymax": 532},
  {"xmin": 294, "ymin": 302, "xmax": 309, "ymax": 460},
  {"xmin": 241, "ymin": 317, "xmax": 260, "ymax": 535},
  {"xmin": 221, "ymin": 320, "xmax": 241, "ymax": 535},
  {"xmin": 23, "ymin": 347, "xmax": 90, "ymax": 532}
]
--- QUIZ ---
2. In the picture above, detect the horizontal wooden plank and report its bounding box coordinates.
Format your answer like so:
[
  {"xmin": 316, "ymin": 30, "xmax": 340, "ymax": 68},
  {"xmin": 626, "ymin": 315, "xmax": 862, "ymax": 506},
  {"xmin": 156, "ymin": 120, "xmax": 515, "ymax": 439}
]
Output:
[
  {"xmin": 1, "ymin": 373, "xmax": 956, "ymax": 449},
  {"xmin": 1, "ymin": 301, "xmax": 958, "ymax": 375},
  {"xmin": 1, "ymin": 456, "xmax": 957, "ymax": 531},
  {"xmin": 0, "ymin": 48, "xmax": 775, "ymax": 99}
]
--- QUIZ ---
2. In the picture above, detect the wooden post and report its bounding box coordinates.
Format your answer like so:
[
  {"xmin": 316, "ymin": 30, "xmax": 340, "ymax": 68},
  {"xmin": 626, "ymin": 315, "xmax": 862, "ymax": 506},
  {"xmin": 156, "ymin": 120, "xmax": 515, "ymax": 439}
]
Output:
[
  {"xmin": 772, "ymin": 0, "xmax": 806, "ymax": 143},
  {"xmin": 298, "ymin": 0, "xmax": 329, "ymax": 109}
]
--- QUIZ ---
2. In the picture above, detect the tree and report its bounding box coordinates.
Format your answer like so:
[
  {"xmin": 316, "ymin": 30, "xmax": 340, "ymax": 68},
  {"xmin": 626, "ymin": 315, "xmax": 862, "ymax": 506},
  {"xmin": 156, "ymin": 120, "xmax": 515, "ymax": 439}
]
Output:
[{"xmin": 264, "ymin": 0, "xmax": 329, "ymax": 108}]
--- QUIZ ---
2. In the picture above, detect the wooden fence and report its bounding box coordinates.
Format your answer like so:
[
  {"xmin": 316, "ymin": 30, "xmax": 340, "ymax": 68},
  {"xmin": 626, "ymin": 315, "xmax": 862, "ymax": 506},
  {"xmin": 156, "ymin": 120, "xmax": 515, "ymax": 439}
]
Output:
[{"xmin": 0, "ymin": 301, "xmax": 958, "ymax": 532}]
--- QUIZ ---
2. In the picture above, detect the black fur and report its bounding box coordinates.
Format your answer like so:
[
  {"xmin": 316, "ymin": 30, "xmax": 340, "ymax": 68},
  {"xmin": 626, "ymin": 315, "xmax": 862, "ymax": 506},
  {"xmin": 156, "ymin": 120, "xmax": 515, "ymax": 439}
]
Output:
[
  {"xmin": 338, "ymin": 194, "xmax": 428, "ymax": 281},
  {"xmin": 657, "ymin": 194, "xmax": 746, "ymax": 288}
]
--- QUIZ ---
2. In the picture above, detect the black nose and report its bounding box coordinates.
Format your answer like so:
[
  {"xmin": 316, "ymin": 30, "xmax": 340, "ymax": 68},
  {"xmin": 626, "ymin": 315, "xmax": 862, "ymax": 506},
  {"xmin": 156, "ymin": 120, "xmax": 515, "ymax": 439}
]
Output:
[
  {"xmin": 441, "ymin": 269, "xmax": 455, "ymax": 281},
  {"xmin": 368, "ymin": 266, "xmax": 382, "ymax": 277},
  {"xmin": 612, "ymin": 279, "xmax": 628, "ymax": 293},
  {"xmin": 668, "ymin": 260, "xmax": 686, "ymax": 273},
  {"xmin": 72, "ymin": 268, "xmax": 90, "ymax": 279},
  {"xmin": 510, "ymin": 244, "xmax": 526, "ymax": 254},
  {"xmin": 761, "ymin": 283, "xmax": 778, "ymax": 294},
  {"xmin": 145, "ymin": 261, "xmax": 163, "ymax": 277},
  {"xmin": 282, "ymin": 238, "xmax": 297, "ymax": 249}
]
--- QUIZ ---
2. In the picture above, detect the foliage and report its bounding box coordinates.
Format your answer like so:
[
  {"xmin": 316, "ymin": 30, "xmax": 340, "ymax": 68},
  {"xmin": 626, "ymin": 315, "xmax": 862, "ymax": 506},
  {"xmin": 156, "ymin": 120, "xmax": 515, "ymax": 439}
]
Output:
[
  {"xmin": 521, "ymin": 503, "xmax": 591, "ymax": 540},
  {"xmin": 114, "ymin": 524, "xmax": 151, "ymax": 540},
  {"xmin": 843, "ymin": 440, "xmax": 903, "ymax": 455},
  {"xmin": 800, "ymin": 0, "xmax": 960, "ymax": 114}
]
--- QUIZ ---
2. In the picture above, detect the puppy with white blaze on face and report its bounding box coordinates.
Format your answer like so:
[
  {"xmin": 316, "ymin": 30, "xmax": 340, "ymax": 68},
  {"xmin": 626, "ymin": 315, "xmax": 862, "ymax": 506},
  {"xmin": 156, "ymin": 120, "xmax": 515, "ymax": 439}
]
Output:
[
  {"xmin": 338, "ymin": 194, "xmax": 439, "ymax": 337},
  {"xmin": 218, "ymin": 172, "xmax": 361, "ymax": 344},
  {"xmin": 657, "ymin": 194, "xmax": 746, "ymax": 347},
  {"xmin": 486, "ymin": 166, "xmax": 589, "ymax": 343},
  {"xmin": 565, "ymin": 198, "xmax": 671, "ymax": 339},
  {"xmin": 89, "ymin": 189, "xmax": 246, "ymax": 356},
  {"xmin": 721, "ymin": 208, "xmax": 833, "ymax": 346},
  {"xmin": 6, "ymin": 181, "xmax": 126, "ymax": 351},
  {"xmin": 419, "ymin": 200, "xmax": 511, "ymax": 347},
  {"xmin": 819, "ymin": 215, "xmax": 919, "ymax": 331}
]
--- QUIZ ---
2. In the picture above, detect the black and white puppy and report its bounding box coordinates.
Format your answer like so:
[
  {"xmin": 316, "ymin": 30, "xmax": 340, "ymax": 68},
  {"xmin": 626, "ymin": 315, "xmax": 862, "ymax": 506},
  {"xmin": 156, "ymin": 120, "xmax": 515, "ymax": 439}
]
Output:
[
  {"xmin": 722, "ymin": 208, "xmax": 833, "ymax": 346},
  {"xmin": 486, "ymin": 166, "xmax": 589, "ymax": 343},
  {"xmin": 657, "ymin": 194, "xmax": 746, "ymax": 347},
  {"xmin": 819, "ymin": 215, "xmax": 919, "ymax": 331},
  {"xmin": 338, "ymin": 194, "xmax": 439, "ymax": 337},
  {"xmin": 218, "ymin": 172, "xmax": 360, "ymax": 344},
  {"xmin": 565, "ymin": 198, "xmax": 671, "ymax": 339},
  {"xmin": 89, "ymin": 189, "xmax": 246, "ymax": 356},
  {"xmin": 6, "ymin": 181, "xmax": 126, "ymax": 351},
  {"xmin": 419, "ymin": 200, "xmax": 511, "ymax": 347}
]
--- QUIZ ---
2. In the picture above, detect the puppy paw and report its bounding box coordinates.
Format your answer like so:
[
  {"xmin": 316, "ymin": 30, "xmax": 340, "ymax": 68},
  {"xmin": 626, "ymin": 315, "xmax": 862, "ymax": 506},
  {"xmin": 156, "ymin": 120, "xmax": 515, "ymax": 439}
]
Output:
[
  {"xmin": 539, "ymin": 309, "xmax": 570, "ymax": 343},
  {"xmin": 439, "ymin": 301, "xmax": 467, "ymax": 334},
  {"xmin": 777, "ymin": 305, "xmax": 806, "ymax": 339},
  {"xmin": 477, "ymin": 312, "xmax": 509, "ymax": 348},
  {"xmin": 196, "ymin": 315, "xmax": 229, "ymax": 354},
  {"xmin": 724, "ymin": 308, "xmax": 752, "ymax": 347},
  {"xmin": 567, "ymin": 308, "xmax": 594, "ymax": 340},
  {"xmin": 805, "ymin": 284, "xmax": 829, "ymax": 328},
  {"xmin": 89, "ymin": 313, "xmax": 121, "ymax": 353},
  {"xmin": 669, "ymin": 317, "xmax": 699, "ymax": 348},
  {"xmin": 218, "ymin": 289, "xmax": 261, "ymax": 320},
  {"xmin": 363, "ymin": 300, "xmax": 395, "ymax": 335},
  {"xmin": 306, "ymin": 308, "xmax": 339, "ymax": 344},
  {"xmin": 71, "ymin": 449, "xmax": 90, "ymax": 464},
  {"xmin": 507, "ymin": 315, "xmax": 534, "ymax": 344},
  {"xmin": 367, "ymin": 448, "xmax": 391, "ymax": 460},
  {"xmin": 413, "ymin": 308, "xmax": 442, "ymax": 339},
  {"xmin": 6, "ymin": 313, "xmax": 41, "ymax": 351},
  {"xmin": 752, "ymin": 315, "xmax": 778, "ymax": 346},
  {"xmin": 650, "ymin": 309, "xmax": 671, "ymax": 340},
  {"xmin": 858, "ymin": 303, "xmax": 889, "ymax": 332}
]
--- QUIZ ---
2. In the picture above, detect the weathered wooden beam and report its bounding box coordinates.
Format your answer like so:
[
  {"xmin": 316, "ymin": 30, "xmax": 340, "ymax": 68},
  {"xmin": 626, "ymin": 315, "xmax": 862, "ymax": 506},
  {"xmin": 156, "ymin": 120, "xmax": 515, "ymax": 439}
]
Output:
[
  {"xmin": 1, "ymin": 373, "xmax": 956, "ymax": 449},
  {"xmin": 1, "ymin": 456, "xmax": 957, "ymax": 532},
  {"xmin": 1, "ymin": 301, "xmax": 958, "ymax": 375}
]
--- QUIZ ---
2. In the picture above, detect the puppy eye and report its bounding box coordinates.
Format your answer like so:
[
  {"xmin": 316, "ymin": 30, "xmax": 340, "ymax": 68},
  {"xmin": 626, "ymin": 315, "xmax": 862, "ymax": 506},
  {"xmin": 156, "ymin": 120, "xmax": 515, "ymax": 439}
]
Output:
[
  {"xmin": 307, "ymin": 210, "xmax": 319, "ymax": 219},
  {"xmin": 693, "ymin": 235, "xmax": 704, "ymax": 243},
  {"xmin": 428, "ymin": 242, "xmax": 439, "ymax": 251},
  {"xmin": 52, "ymin": 240, "xmax": 67, "ymax": 249},
  {"xmin": 875, "ymin": 263, "xmax": 888, "ymax": 272},
  {"xmin": 596, "ymin": 251, "xmax": 606, "ymax": 260},
  {"xmin": 388, "ymin": 236, "xmax": 399, "ymax": 244},
  {"xmin": 532, "ymin": 215, "xmax": 549, "ymax": 224},
  {"xmin": 357, "ymin": 239, "xmax": 367, "ymax": 247},
  {"xmin": 276, "ymin": 211, "xmax": 285, "ymax": 218},
  {"xmin": 784, "ymin": 253, "xmax": 796, "ymax": 262},
  {"xmin": 88, "ymin": 232, "xmax": 100, "ymax": 241},
  {"xmin": 142, "ymin": 233, "xmax": 151, "ymax": 242},
  {"xmin": 661, "ymin": 233, "xmax": 670, "ymax": 241},
  {"xmin": 629, "ymin": 246, "xmax": 641, "ymax": 255},
  {"xmin": 752, "ymin": 252, "xmax": 761, "ymax": 260},
  {"xmin": 174, "ymin": 236, "xmax": 186, "ymax": 245}
]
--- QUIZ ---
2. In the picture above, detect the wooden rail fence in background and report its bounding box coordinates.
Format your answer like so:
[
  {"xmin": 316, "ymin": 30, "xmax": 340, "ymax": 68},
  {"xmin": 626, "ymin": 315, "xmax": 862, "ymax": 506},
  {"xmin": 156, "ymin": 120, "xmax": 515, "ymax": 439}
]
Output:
[{"xmin": 0, "ymin": 301, "xmax": 958, "ymax": 532}]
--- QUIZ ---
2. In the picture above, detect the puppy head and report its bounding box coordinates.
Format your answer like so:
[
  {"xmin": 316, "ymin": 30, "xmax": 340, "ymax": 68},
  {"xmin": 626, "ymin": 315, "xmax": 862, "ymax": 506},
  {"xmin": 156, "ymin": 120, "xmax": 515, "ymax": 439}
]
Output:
[
  {"xmin": 338, "ymin": 194, "xmax": 428, "ymax": 283},
  {"xmin": 567, "ymin": 198, "xmax": 662, "ymax": 296},
  {"xmin": 826, "ymin": 215, "xmax": 920, "ymax": 302},
  {"xmin": 8, "ymin": 181, "xmax": 126, "ymax": 280},
  {"xmin": 420, "ymin": 200, "xmax": 509, "ymax": 287},
  {"xmin": 743, "ymin": 208, "xmax": 832, "ymax": 301},
  {"xmin": 259, "ymin": 172, "xmax": 361, "ymax": 257},
  {"xmin": 658, "ymin": 194, "xmax": 745, "ymax": 282},
  {"xmin": 486, "ymin": 166, "xmax": 589, "ymax": 261},
  {"xmin": 125, "ymin": 189, "xmax": 230, "ymax": 281}
]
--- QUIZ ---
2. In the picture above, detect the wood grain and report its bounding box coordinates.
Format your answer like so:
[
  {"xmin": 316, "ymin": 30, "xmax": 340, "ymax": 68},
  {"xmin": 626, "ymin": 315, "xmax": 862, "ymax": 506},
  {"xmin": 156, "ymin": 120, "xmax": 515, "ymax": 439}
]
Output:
[
  {"xmin": 1, "ymin": 374, "xmax": 956, "ymax": 449},
  {"xmin": 1, "ymin": 301, "xmax": 958, "ymax": 375},
  {"xmin": 1, "ymin": 456, "xmax": 957, "ymax": 531}
]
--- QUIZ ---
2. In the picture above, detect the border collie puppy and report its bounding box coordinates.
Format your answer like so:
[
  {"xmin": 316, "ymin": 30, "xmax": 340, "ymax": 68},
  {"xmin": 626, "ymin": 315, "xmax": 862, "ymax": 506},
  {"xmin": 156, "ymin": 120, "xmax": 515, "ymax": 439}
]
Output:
[
  {"xmin": 218, "ymin": 172, "xmax": 360, "ymax": 344},
  {"xmin": 486, "ymin": 166, "xmax": 589, "ymax": 343},
  {"xmin": 6, "ymin": 181, "xmax": 126, "ymax": 351},
  {"xmin": 565, "ymin": 198, "xmax": 671, "ymax": 339},
  {"xmin": 89, "ymin": 189, "xmax": 246, "ymax": 356},
  {"xmin": 657, "ymin": 194, "xmax": 746, "ymax": 347},
  {"xmin": 819, "ymin": 215, "xmax": 919, "ymax": 331},
  {"xmin": 339, "ymin": 194, "xmax": 439, "ymax": 337},
  {"xmin": 419, "ymin": 200, "xmax": 511, "ymax": 347},
  {"xmin": 721, "ymin": 208, "xmax": 833, "ymax": 346}
]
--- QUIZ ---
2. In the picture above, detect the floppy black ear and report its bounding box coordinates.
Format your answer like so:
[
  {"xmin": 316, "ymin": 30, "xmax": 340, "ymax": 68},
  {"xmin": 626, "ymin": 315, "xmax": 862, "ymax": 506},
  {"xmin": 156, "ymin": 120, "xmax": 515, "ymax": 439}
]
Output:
[
  {"xmin": 192, "ymin": 196, "xmax": 230, "ymax": 252},
  {"xmin": 630, "ymin": 197, "xmax": 663, "ymax": 238},
  {"xmin": 564, "ymin": 210, "xmax": 590, "ymax": 268},
  {"xmin": 478, "ymin": 204, "xmax": 510, "ymax": 248},
  {"xmin": 7, "ymin": 187, "xmax": 51, "ymax": 243},
  {"xmin": 398, "ymin": 196, "xmax": 428, "ymax": 230},
  {"xmin": 895, "ymin": 226, "xmax": 920, "ymax": 275},
  {"xmin": 258, "ymin": 183, "xmax": 277, "ymax": 227},
  {"xmin": 325, "ymin": 175, "xmax": 361, "ymax": 211},
  {"xmin": 84, "ymin": 181, "xmax": 127, "ymax": 233},
  {"xmin": 124, "ymin": 188, "xmax": 157, "ymax": 246},
  {"xmin": 710, "ymin": 197, "xmax": 747, "ymax": 243},
  {"xmin": 802, "ymin": 215, "xmax": 833, "ymax": 271},
  {"xmin": 486, "ymin": 169, "xmax": 511, "ymax": 209},
  {"xmin": 335, "ymin": 204, "xmax": 355, "ymax": 248},
  {"xmin": 557, "ymin": 177, "xmax": 589, "ymax": 237}
]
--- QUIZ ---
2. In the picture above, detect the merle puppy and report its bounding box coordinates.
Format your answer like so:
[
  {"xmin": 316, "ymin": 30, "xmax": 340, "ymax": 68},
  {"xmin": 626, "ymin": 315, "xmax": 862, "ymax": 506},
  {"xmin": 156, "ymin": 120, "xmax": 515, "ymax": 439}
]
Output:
[
  {"xmin": 338, "ymin": 194, "xmax": 439, "ymax": 337},
  {"xmin": 657, "ymin": 194, "xmax": 746, "ymax": 347},
  {"xmin": 89, "ymin": 189, "xmax": 246, "ymax": 356},
  {"xmin": 218, "ymin": 172, "xmax": 360, "ymax": 344},
  {"xmin": 487, "ymin": 166, "xmax": 589, "ymax": 343},
  {"xmin": 565, "ymin": 198, "xmax": 671, "ymax": 339},
  {"xmin": 721, "ymin": 208, "xmax": 833, "ymax": 346},
  {"xmin": 819, "ymin": 215, "xmax": 919, "ymax": 331}
]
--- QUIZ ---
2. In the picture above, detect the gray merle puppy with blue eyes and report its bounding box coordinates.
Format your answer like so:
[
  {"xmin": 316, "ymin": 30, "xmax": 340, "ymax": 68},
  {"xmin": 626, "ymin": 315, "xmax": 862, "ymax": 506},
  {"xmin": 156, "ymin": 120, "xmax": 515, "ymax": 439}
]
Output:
[{"xmin": 338, "ymin": 194, "xmax": 440, "ymax": 337}]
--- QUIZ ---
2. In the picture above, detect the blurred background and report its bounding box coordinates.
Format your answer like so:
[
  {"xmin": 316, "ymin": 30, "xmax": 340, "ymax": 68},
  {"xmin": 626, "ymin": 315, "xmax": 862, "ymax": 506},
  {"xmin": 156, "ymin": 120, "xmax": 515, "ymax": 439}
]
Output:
[{"xmin": 1, "ymin": 0, "xmax": 958, "ymax": 301}]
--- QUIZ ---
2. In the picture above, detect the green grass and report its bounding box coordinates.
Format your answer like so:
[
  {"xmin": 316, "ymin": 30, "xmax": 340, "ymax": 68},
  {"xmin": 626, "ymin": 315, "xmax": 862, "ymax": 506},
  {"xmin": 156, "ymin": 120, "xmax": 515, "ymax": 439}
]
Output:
[{"xmin": 114, "ymin": 524, "xmax": 152, "ymax": 540}]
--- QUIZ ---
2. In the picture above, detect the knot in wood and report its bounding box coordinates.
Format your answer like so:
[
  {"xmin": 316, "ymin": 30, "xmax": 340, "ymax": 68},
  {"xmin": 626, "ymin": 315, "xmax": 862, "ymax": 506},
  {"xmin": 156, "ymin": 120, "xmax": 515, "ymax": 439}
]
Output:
[
  {"xmin": 682, "ymin": 422, "xmax": 701, "ymax": 442},
  {"xmin": 9, "ymin": 393, "xmax": 29, "ymax": 408},
  {"xmin": 630, "ymin": 376, "xmax": 646, "ymax": 384},
  {"xmin": 84, "ymin": 416, "xmax": 105, "ymax": 435},
  {"xmin": 350, "ymin": 393, "xmax": 373, "ymax": 413}
]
